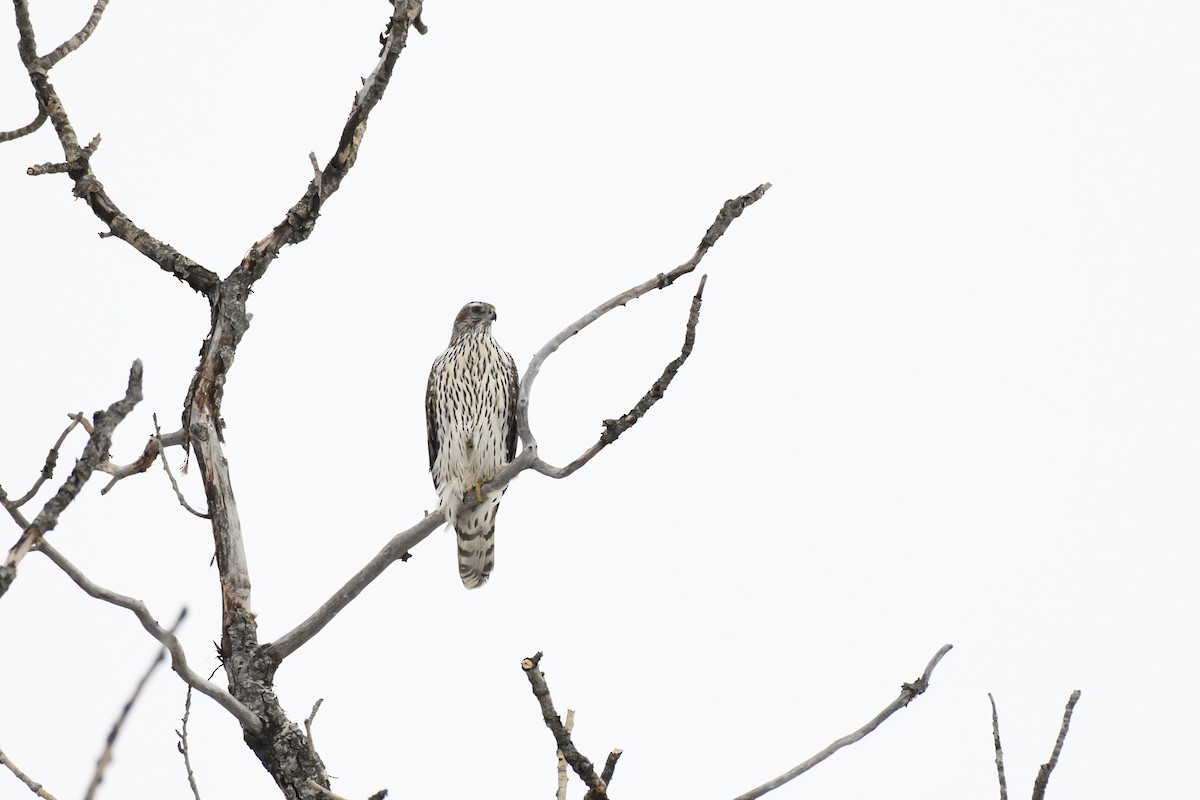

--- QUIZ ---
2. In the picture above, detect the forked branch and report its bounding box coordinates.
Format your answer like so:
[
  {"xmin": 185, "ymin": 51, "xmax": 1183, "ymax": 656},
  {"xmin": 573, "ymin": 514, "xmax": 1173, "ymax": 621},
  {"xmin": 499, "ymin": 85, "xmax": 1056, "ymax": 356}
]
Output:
[
  {"xmin": 522, "ymin": 653, "xmax": 613, "ymax": 800},
  {"xmin": 265, "ymin": 184, "xmax": 769, "ymax": 663},
  {"xmin": 7, "ymin": 0, "xmax": 218, "ymax": 295}
]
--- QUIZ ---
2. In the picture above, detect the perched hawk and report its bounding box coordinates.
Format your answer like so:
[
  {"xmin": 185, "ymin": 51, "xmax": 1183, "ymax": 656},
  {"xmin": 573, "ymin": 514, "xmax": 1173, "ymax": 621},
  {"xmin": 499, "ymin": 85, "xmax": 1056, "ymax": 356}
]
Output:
[{"xmin": 426, "ymin": 301, "xmax": 520, "ymax": 588}]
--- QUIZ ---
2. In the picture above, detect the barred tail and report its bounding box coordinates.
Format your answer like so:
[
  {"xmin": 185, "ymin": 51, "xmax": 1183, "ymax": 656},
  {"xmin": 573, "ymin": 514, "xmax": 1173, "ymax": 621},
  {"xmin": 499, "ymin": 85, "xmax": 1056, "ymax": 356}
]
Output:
[{"xmin": 455, "ymin": 501, "xmax": 498, "ymax": 589}]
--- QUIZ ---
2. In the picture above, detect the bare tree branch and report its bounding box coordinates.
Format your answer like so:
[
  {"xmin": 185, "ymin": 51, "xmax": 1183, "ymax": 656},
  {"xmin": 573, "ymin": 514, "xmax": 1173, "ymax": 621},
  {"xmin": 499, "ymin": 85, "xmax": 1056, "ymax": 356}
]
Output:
[
  {"xmin": 40, "ymin": 0, "xmax": 110, "ymax": 69},
  {"xmin": 600, "ymin": 749, "xmax": 623, "ymax": 786},
  {"xmin": 5, "ymin": 9, "xmax": 778, "ymax": 799},
  {"xmin": 0, "ymin": 747, "xmax": 58, "ymax": 799},
  {"xmin": 84, "ymin": 608, "xmax": 185, "ymax": 800},
  {"xmin": 96, "ymin": 427, "xmax": 185, "ymax": 494},
  {"xmin": 522, "ymin": 652, "xmax": 610, "ymax": 800},
  {"xmin": 1032, "ymin": 690, "xmax": 1081, "ymax": 800},
  {"xmin": 264, "ymin": 510, "xmax": 442, "ymax": 662},
  {"xmin": 177, "ymin": 687, "xmax": 202, "ymax": 800},
  {"xmin": 7, "ymin": 1, "xmax": 220, "ymax": 296},
  {"xmin": 1, "ymin": 413, "xmax": 85, "ymax": 511},
  {"xmin": 531, "ymin": 273, "xmax": 709, "ymax": 480},
  {"xmin": 988, "ymin": 693, "xmax": 1008, "ymax": 800},
  {"xmin": 732, "ymin": 644, "xmax": 954, "ymax": 800},
  {"xmin": 228, "ymin": 0, "xmax": 426, "ymax": 289},
  {"xmin": 517, "ymin": 183, "xmax": 771, "ymax": 466},
  {"xmin": 154, "ymin": 415, "xmax": 209, "ymax": 517},
  {"xmin": 304, "ymin": 699, "xmax": 331, "ymax": 790},
  {"xmin": 556, "ymin": 709, "xmax": 575, "ymax": 800},
  {"xmin": 0, "ymin": 108, "xmax": 47, "ymax": 142},
  {"xmin": 265, "ymin": 184, "xmax": 770, "ymax": 663},
  {"xmin": 35, "ymin": 541, "xmax": 263, "ymax": 734},
  {"xmin": 0, "ymin": 361, "xmax": 143, "ymax": 597}
]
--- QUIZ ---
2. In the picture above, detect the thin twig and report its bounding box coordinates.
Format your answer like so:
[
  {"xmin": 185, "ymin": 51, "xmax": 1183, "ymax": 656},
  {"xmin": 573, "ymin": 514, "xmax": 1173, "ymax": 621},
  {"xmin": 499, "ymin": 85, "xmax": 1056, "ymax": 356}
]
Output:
[
  {"xmin": 305, "ymin": 699, "xmax": 331, "ymax": 788},
  {"xmin": 84, "ymin": 608, "xmax": 185, "ymax": 800},
  {"xmin": 988, "ymin": 693, "xmax": 1008, "ymax": 800},
  {"xmin": 556, "ymin": 709, "xmax": 575, "ymax": 800},
  {"xmin": 0, "ymin": 748, "xmax": 58, "ymax": 799},
  {"xmin": 177, "ymin": 687, "xmax": 202, "ymax": 800},
  {"xmin": 0, "ymin": 485, "xmax": 30, "ymax": 534},
  {"xmin": 3, "ymin": 413, "xmax": 85, "ymax": 510},
  {"xmin": 35, "ymin": 541, "xmax": 263, "ymax": 734},
  {"xmin": 522, "ymin": 653, "xmax": 608, "ymax": 800},
  {"xmin": 1032, "ymin": 690, "xmax": 1081, "ymax": 800},
  {"xmin": 266, "ymin": 185, "xmax": 770, "ymax": 663},
  {"xmin": 732, "ymin": 644, "xmax": 954, "ymax": 800},
  {"xmin": 1, "ymin": 361, "xmax": 143, "ymax": 598},
  {"xmin": 153, "ymin": 415, "xmax": 208, "ymax": 517}
]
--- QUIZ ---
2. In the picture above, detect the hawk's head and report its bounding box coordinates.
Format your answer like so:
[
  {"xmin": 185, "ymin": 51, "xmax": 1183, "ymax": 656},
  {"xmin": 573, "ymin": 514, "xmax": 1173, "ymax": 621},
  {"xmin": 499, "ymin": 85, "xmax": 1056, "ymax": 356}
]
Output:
[{"xmin": 450, "ymin": 301, "xmax": 498, "ymax": 342}]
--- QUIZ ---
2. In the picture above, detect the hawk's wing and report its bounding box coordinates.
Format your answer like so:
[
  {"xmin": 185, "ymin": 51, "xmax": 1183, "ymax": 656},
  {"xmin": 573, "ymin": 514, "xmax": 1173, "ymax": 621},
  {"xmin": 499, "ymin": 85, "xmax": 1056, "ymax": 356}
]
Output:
[
  {"xmin": 425, "ymin": 359, "xmax": 441, "ymax": 487},
  {"xmin": 505, "ymin": 351, "xmax": 520, "ymax": 462}
]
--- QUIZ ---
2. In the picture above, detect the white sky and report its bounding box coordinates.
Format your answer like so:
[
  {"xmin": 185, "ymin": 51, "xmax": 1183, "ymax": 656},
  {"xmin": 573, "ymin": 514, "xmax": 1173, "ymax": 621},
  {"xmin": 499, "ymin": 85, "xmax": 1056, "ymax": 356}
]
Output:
[{"xmin": 2, "ymin": 2, "xmax": 1198, "ymax": 798}]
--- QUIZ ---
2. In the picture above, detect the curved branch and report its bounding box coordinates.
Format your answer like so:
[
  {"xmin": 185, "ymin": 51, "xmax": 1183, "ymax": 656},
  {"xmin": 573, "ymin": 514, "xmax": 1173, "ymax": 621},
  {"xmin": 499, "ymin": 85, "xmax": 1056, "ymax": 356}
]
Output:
[
  {"xmin": 36, "ymin": 541, "xmax": 263, "ymax": 735},
  {"xmin": 516, "ymin": 183, "xmax": 771, "ymax": 456},
  {"xmin": 266, "ymin": 184, "xmax": 770, "ymax": 662},
  {"xmin": 732, "ymin": 644, "xmax": 954, "ymax": 800},
  {"xmin": 95, "ymin": 427, "xmax": 186, "ymax": 495},
  {"xmin": 530, "ymin": 274, "xmax": 708, "ymax": 480},
  {"xmin": 41, "ymin": 0, "xmax": 109, "ymax": 69},
  {"xmin": 0, "ymin": 413, "xmax": 85, "ymax": 512},
  {"xmin": 6, "ymin": 0, "xmax": 221, "ymax": 296},
  {"xmin": 0, "ymin": 108, "xmax": 47, "ymax": 143}
]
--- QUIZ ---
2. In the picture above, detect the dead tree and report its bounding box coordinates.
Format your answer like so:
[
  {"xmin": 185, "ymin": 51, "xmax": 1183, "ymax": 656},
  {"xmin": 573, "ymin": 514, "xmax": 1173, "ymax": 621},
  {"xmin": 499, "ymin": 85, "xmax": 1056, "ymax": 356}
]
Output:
[{"xmin": 0, "ymin": 3, "xmax": 1013, "ymax": 798}]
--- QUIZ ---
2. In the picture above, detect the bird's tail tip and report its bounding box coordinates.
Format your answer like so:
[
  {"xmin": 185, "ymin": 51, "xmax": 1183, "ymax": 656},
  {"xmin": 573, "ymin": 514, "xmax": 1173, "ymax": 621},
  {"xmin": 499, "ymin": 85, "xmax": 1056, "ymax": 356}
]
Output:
[
  {"xmin": 457, "ymin": 538, "xmax": 494, "ymax": 589},
  {"xmin": 460, "ymin": 571, "xmax": 490, "ymax": 590}
]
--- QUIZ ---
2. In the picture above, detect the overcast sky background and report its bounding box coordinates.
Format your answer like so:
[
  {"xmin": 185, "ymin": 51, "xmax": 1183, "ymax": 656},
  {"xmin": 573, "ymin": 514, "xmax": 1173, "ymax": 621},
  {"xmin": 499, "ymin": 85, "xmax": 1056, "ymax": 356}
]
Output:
[{"xmin": 2, "ymin": 2, "xmax": 1198, "ymax": 798}]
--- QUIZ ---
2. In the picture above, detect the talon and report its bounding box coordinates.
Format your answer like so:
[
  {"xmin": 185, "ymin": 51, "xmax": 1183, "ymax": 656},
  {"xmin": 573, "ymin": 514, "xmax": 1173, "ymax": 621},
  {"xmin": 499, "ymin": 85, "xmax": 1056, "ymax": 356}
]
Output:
[{"xmin": 474, "ymin": 482, "xmax": 484, "ymax": 503}]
